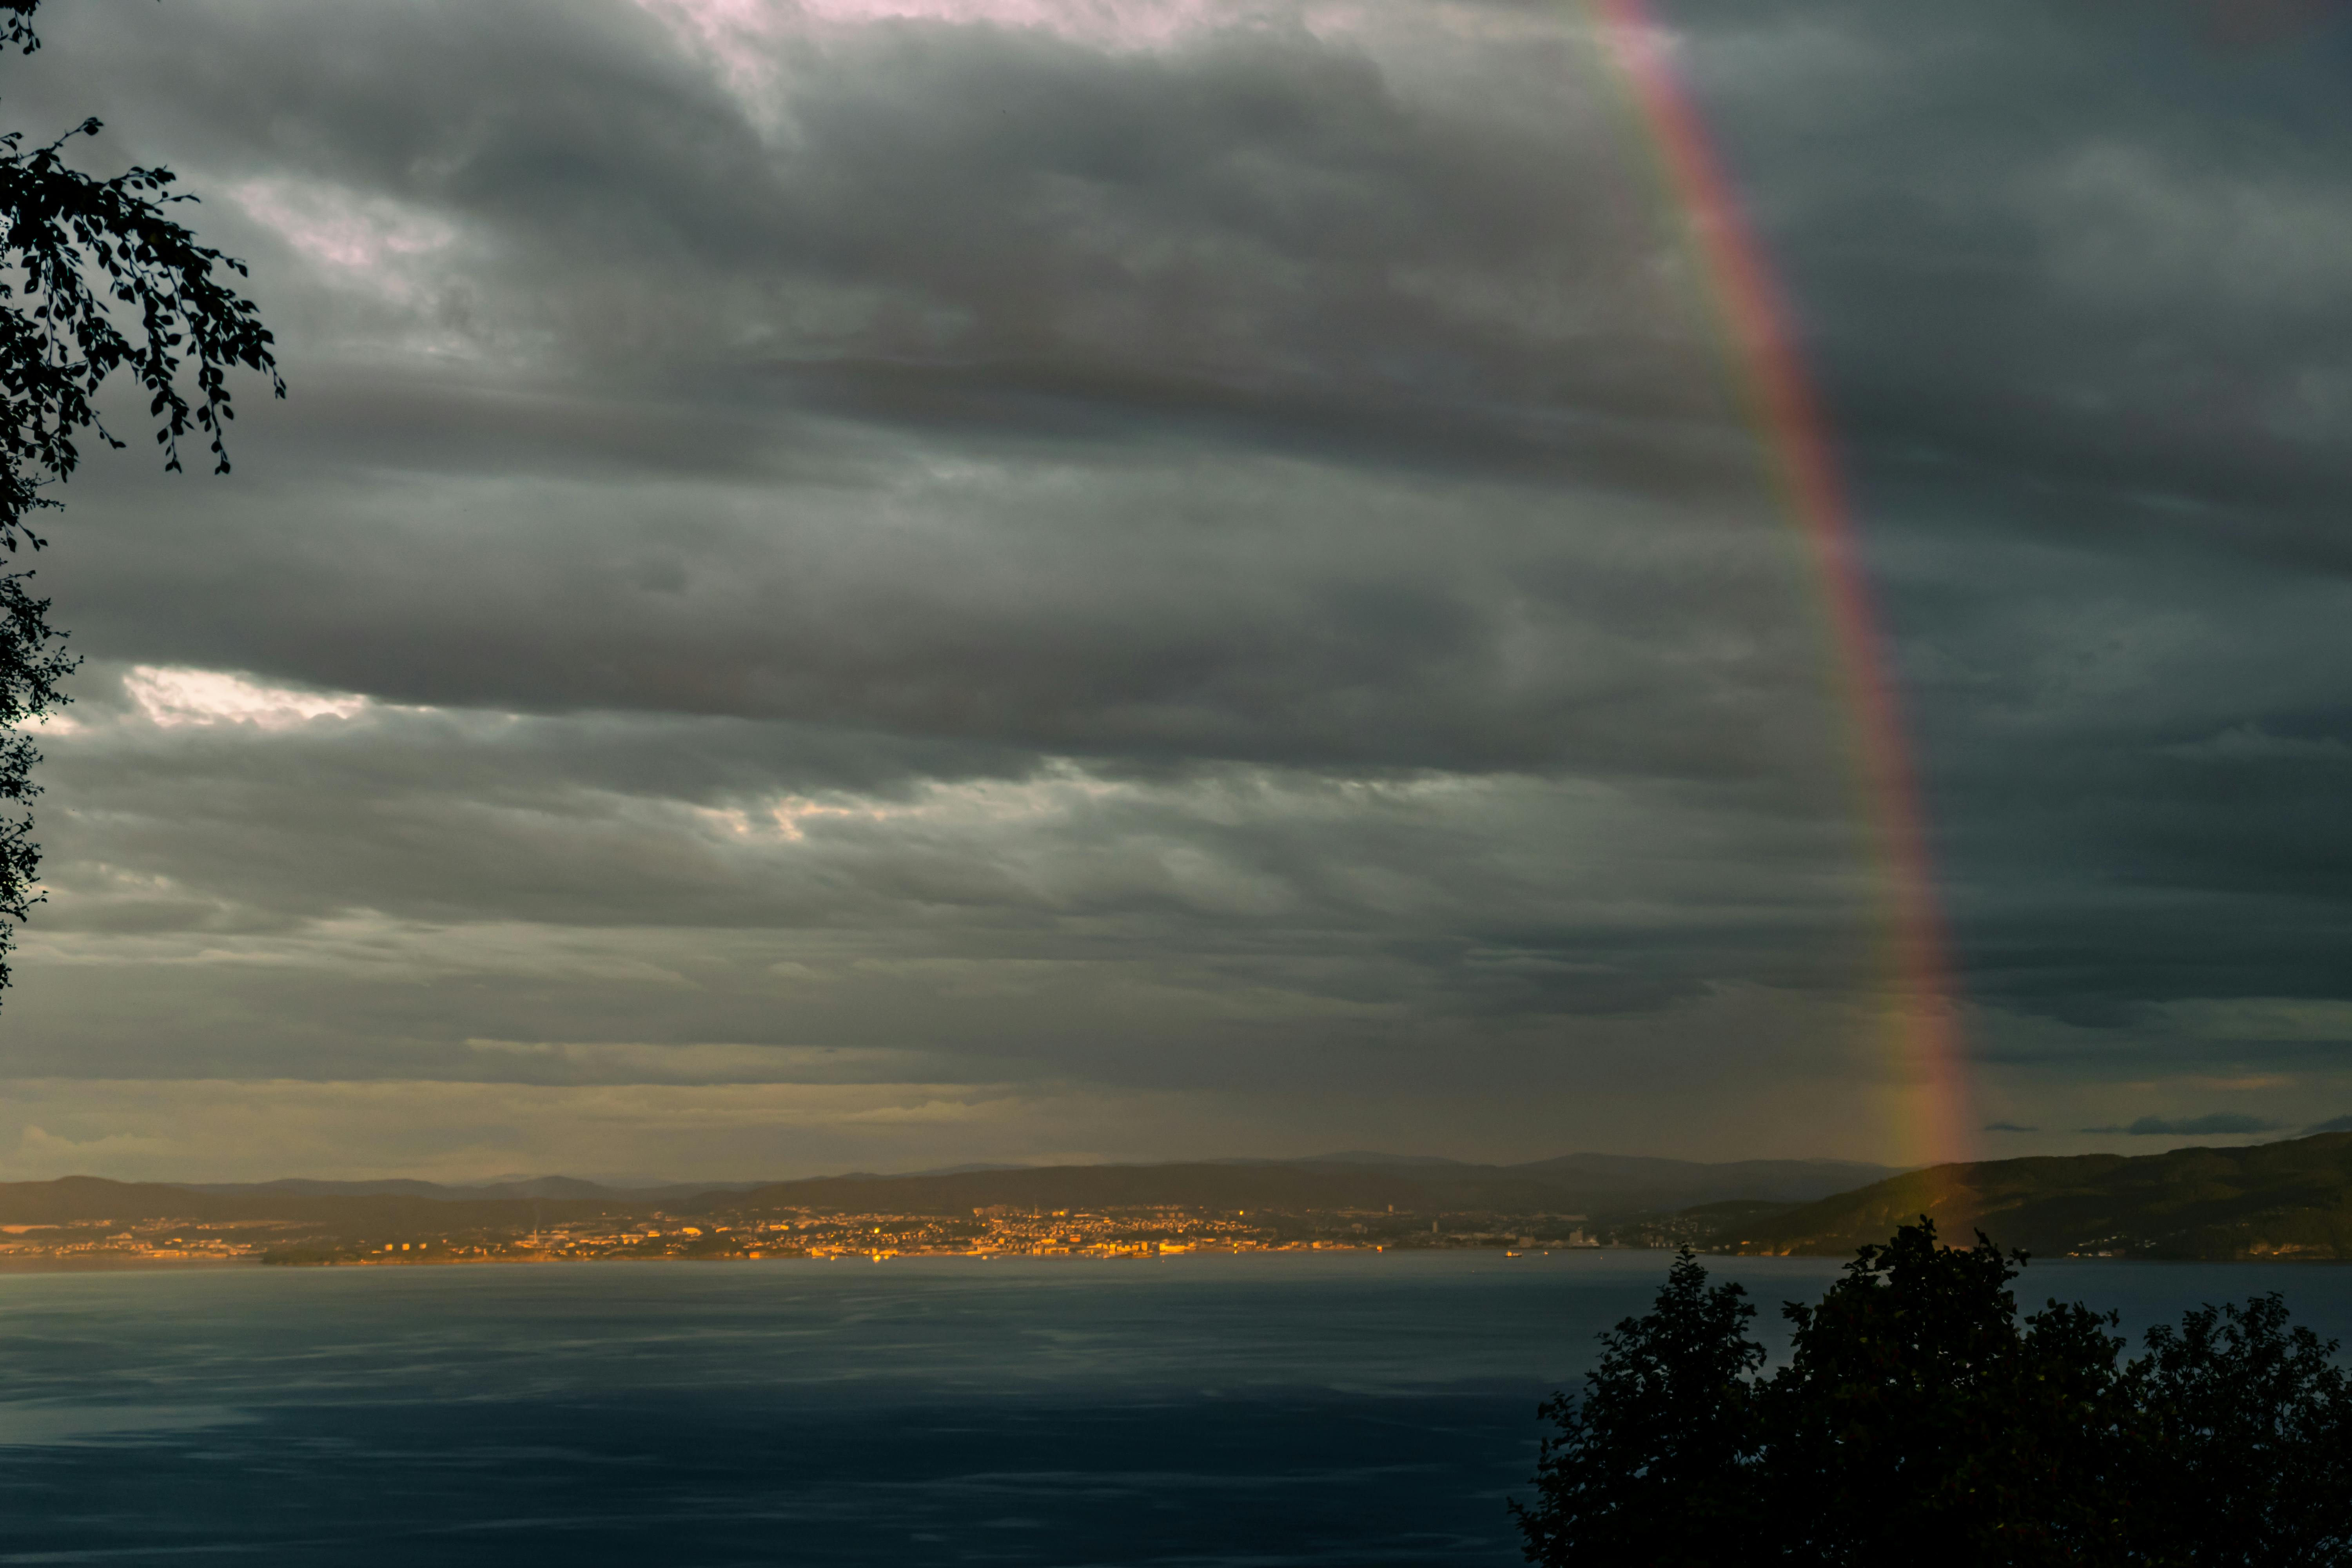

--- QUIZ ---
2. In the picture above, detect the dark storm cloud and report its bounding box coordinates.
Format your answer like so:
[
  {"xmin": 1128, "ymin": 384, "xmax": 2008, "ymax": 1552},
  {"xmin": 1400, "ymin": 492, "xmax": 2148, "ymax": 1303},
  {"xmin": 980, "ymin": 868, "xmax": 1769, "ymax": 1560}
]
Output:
[
  {"xmin": 1659, "ymin": 0, "xmax": 2352, "ymax": 1023},
  {"xmin": 52, "ymin": 450, "xmax": 1847, "ymax": 779},
  {"xmin": 25, "ymin": 0, "xmax": 1842, "ymax": 783},
  {"xmin": 1900, "ymin": 528, "xmax": 2352, "ymax": 1021},
  {"xmin": 1680, "ymin": 0, "xmax": 2352, "ymax": 557},
  {"xmin": 0, "ymin": 0, "xmax": 2345, "ymax": 1173},
  {"xmin": 18, "ymin": 659, "xmax": 1879, "ymax": 1092},
  {"xmin": 33, "ymin": 0, "xmax": 1736, "ymax": 467},
  {"xmin": 1642, "ymin": 0, "xmax": 2352, "ymax": 1022}
]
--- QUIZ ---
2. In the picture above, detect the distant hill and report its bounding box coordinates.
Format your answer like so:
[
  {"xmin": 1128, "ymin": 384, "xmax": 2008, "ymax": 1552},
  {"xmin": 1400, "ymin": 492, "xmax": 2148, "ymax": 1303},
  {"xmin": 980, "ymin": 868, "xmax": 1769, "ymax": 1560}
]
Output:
[
  {"xmin": 0, "ymin": 1174, "xmax": 633, "ymax": 1229},
  {"xmin": 2, "ymin": 1153, "xmax": 1900, "ymax": 1227},
  {"xmin": 1288, "ymin": 1151, "xmax": 1472, "ymax": 1168},
  {"xmin": 684, "ymin": 1154, "xmax": 1898, "ymax": 1221},
  {"xmin": 184, "ymin": 1176, "xmax": 773, "ymax": 1203},
  {"xmin": 1722, "ymin": 1132, "xmax": 2352, "ymax": 1261},
  {"xmin": 36, "ymin": 1139, "xmax": 2352, "ymax": 1261},
  {"xmin": 1508, "ymin": 1154, "xmax": 1892, "ymax": 1201}
]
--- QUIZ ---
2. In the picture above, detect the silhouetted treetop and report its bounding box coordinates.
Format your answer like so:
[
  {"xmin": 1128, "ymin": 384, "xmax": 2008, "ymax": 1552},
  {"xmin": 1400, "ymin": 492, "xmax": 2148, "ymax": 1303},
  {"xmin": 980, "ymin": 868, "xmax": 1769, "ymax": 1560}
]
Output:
[
  {"xmin": 0, "ymin": 0, "xmax": 281, "ymax": 995},
  {"xmin": 1519, "ymin": 1219, "xmax": 2352, "ymax": 1567}
]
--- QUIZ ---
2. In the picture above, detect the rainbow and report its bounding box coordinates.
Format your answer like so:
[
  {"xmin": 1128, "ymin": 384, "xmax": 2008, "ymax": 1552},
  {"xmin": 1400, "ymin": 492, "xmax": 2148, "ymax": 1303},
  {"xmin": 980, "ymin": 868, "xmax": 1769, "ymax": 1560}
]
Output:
[{"xmin": 1585, "ymin": 0, "xmax": 1974, "ymax": 1169}]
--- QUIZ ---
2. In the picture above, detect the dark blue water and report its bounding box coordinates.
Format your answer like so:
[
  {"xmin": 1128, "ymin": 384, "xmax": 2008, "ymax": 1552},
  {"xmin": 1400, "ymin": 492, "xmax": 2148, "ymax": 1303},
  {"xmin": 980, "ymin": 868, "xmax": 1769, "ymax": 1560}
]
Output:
[{"xmin": 1, "ymin": 1251, "xmax": 2346, "ymax": 1566}]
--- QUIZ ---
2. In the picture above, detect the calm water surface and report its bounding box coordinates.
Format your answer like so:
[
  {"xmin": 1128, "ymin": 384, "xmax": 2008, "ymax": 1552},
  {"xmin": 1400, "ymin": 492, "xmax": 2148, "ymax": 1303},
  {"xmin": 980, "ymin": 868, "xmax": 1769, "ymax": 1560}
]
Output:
[{"xmin": 1, "ymin": 1251, "xmax": 2346, "ymax": 1566}]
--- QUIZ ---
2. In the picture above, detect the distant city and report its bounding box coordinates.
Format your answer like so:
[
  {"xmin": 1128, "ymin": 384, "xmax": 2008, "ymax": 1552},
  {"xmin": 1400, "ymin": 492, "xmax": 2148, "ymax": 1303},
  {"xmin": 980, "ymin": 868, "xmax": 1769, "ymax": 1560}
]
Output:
[
  {"xmin": 4, "ymin": 1132, "xmax": 2347, "ymax": 1268},
  {"xmin": 1, "ymin": 1203, "xmax": 1607, "ymax": 1268},
  {"xmin": 0, "ymin": 1151, "xmax": 1871, "ymax": 1269}
]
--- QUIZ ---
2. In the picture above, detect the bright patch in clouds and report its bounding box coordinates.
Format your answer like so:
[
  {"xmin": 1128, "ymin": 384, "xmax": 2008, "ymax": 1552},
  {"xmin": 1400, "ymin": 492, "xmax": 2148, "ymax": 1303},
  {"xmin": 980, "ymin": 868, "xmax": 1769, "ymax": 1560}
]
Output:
[
  {"xmin": 123, "ymin": 667, "xmax": 371, "ymax": 730},
  {"xmin": 691, "ymin": 767, "xmax": 1129, "ymax": 844},
  {"xmin": 637, "ymin": 0, "xmax": 1236, "ymax": 50},
  {"xmin": 633, "ymin": 0, "xmax": 1263, "ymax": 123},
  {"xmin": 231, "ymin": 178, "xmax": 457, "ymax": 296}
]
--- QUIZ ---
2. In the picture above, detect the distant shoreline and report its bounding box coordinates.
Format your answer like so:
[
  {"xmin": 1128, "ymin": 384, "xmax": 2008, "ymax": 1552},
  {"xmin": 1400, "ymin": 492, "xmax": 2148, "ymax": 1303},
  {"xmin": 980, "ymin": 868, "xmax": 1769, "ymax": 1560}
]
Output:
[
  {"xmin": 0, "ymin": 1246, "xmax": 1624, "ymax": 1277},
  {"xmin": 0, "ymin": 1256, "xmax": 252, "ymax": 1275},
  {"xmin": 0, "ymin": 1247, "xmax": 2337, "ymax": 1279},
  {"xmin": 14, "ymin": 1138, "xmax": 2352, "ymax": 1264}
]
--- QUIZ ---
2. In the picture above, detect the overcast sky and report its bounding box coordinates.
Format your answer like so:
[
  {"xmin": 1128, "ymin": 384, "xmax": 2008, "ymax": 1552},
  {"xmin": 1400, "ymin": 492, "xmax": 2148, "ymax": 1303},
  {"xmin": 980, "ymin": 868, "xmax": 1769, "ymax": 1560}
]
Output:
[{"xmin": 0, "ymin": 0, "xmax": 2346, "ymax": 1181}]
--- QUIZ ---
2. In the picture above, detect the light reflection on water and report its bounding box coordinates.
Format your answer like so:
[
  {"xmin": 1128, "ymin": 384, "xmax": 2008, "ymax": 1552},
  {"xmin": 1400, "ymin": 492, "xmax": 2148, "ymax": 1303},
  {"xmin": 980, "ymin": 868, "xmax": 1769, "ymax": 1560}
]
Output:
[{"xmin": 0, "ymin": 1251, "xmax": 2341, "ymax": 1565}]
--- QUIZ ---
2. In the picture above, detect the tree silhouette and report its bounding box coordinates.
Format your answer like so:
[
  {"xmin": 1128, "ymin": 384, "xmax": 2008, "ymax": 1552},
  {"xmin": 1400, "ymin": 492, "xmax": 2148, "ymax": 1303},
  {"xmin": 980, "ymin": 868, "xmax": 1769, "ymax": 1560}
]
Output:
[
  {"xmin": 2133, "ymin": 1294, "xmax": 2352, "ymax": 1565},
  {"xmin": 1762, "ymin": 1224, "xmax": 2140, "ymax": 1568},
  {"xmin": 0, "ymin": 0, "xmax": 280, "ymax": 996},
  {"xmin": 1519, "ymin": 1220, "xmax": 2352, "ymax": 1567},
  {"xmin": 1513, "ymin": 1249, "xmax": 1764, "ymax": 1568}
]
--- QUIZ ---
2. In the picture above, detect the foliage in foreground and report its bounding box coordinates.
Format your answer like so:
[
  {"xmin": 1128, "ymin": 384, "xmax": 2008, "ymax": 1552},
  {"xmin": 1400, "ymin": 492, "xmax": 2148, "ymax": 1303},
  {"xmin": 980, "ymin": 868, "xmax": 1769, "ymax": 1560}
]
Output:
[
  {"xmin": 0, "ymin": 0, "xmax": 281, "ymax": 996},
  {"xmin": 1516, "ymin": 1220, "xmax": 2352, "ymax": 1567}
]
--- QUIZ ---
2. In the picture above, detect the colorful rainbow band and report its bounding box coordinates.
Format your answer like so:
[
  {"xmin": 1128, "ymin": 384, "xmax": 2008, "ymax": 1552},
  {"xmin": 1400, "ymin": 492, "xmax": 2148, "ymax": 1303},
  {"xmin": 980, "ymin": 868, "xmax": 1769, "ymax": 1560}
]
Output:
[{"xmin": 1586, "ymin": 0, "xmax": 1973, "ymax": 1169}]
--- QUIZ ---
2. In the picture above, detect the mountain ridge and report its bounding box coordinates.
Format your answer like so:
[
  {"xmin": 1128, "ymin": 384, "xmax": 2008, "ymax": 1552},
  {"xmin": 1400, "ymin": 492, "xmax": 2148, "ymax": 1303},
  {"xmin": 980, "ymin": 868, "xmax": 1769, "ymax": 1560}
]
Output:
[
  {"xmin": 1717, "ymin": 1132, "xmax": 2352, "ymax": 1260},
  {"xmin": 2, "ymin": 1152, "xmax": 1900, "ymax": 1225}
]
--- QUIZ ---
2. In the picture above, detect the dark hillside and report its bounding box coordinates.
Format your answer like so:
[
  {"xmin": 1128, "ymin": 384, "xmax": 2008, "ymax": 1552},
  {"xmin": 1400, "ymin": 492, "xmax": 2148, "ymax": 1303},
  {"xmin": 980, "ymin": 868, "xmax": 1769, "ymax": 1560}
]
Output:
[
  {"xmin": 709, "ymin": 1162, "xmax": 1435, "ymax": 1217},
  {"xmin": 701, "ymin": 1156, "xmax": 1897, "ymax": 1220},
  {"xmin": 0, "ymin": 1154, "xmax": 1901, "ymax": 1229},
  {"xmin": 1726, "ymin": 1133, "xmax": 2352, "ymax": 1260}
]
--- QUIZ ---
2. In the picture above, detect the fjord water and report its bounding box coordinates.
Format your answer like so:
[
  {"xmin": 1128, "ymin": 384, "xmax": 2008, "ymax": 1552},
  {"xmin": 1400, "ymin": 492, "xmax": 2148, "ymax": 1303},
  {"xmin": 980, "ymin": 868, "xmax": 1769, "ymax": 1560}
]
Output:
[{"xmin": 3, "ymin": 1253, "xmax": 2349, "ymax": 1566}]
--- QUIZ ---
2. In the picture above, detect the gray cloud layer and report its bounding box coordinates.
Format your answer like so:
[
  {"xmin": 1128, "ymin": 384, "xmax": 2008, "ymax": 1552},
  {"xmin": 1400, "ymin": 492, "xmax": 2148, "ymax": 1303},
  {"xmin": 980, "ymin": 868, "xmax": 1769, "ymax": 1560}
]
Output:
[{"xmin": 0, "ymin": 0, "xmax": 2345, "ymax": 1178}]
